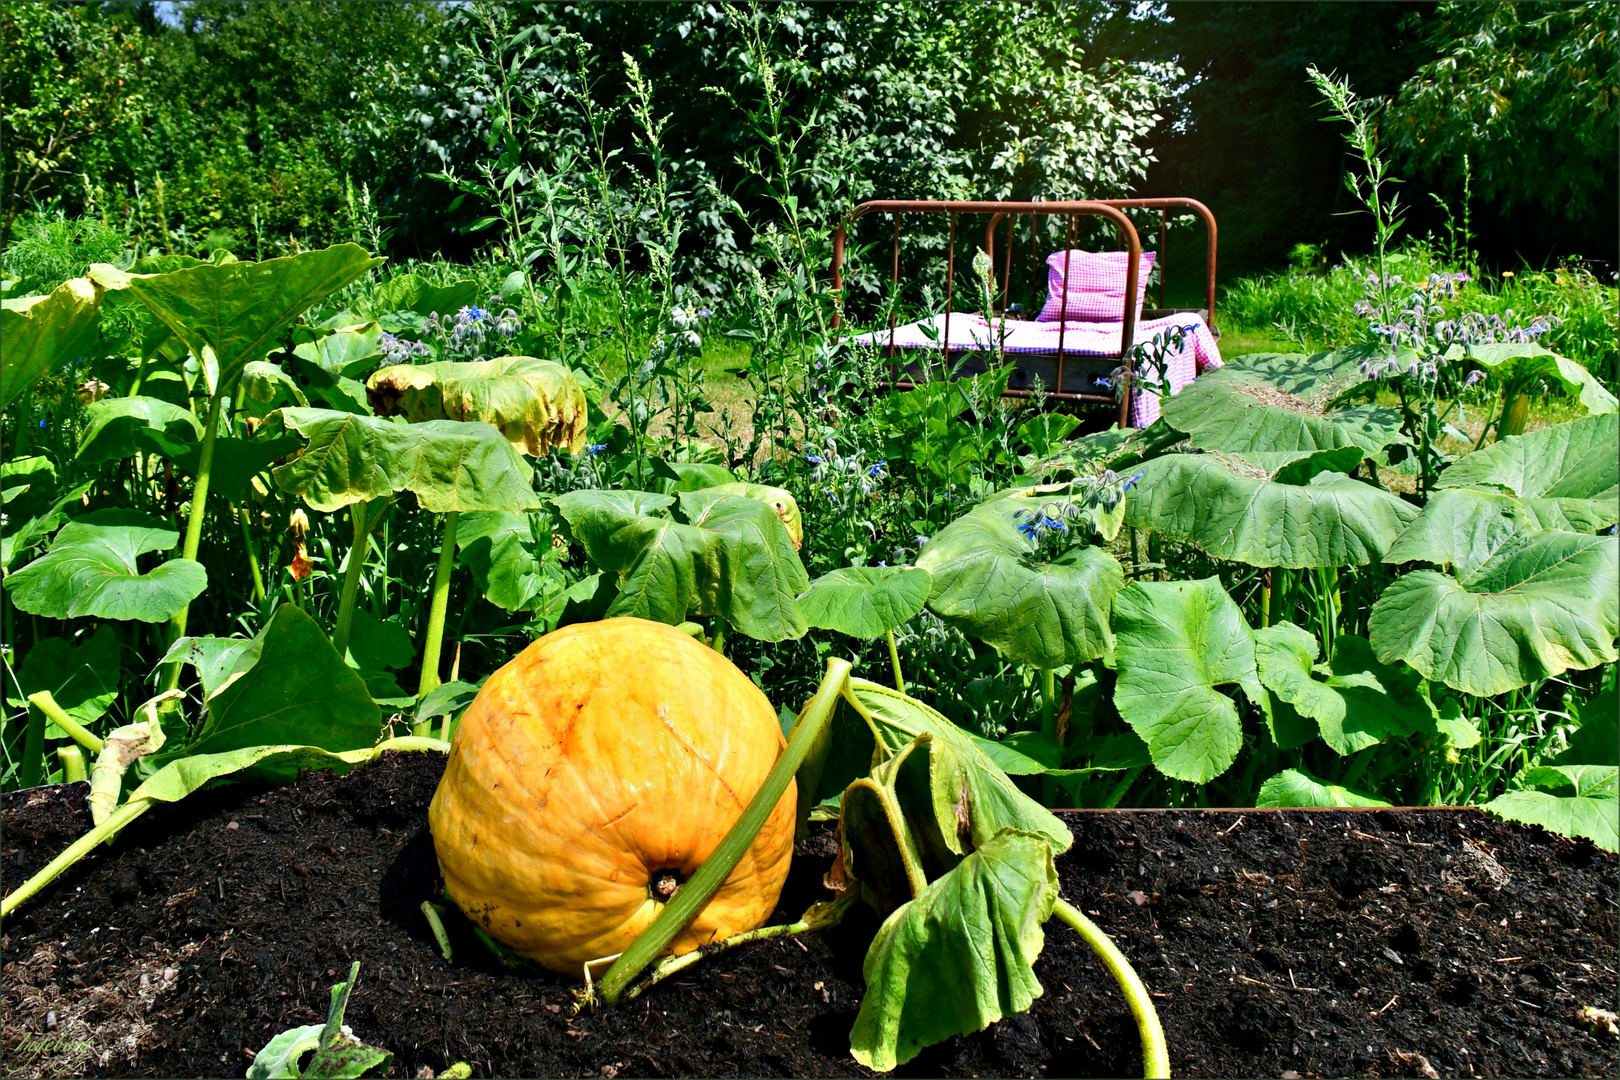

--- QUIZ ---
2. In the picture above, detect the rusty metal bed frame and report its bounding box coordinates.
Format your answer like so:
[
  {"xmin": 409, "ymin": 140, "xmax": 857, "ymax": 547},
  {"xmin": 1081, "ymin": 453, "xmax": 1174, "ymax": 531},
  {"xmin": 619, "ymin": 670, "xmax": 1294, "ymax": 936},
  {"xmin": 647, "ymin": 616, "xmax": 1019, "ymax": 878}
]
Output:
[{"xmin": 829, "ymin": 198, "xmax": 1217, "ymax": 428}]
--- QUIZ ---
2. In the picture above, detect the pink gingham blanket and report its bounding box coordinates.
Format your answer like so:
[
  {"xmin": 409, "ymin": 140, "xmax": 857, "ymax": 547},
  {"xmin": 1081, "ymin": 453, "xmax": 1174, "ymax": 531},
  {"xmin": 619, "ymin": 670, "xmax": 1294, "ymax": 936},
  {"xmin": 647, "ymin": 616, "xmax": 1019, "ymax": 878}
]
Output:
[{"xmin": 848, "ymin": 312, "xmax": 1223, "ymax": 426}]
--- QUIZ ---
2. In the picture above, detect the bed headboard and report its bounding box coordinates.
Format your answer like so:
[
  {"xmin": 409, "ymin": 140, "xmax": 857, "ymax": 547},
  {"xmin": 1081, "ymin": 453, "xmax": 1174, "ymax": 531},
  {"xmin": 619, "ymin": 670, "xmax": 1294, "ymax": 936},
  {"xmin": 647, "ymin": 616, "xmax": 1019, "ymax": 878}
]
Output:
[{"xmin": 829, "ymin": 198, "xmax": 1218, "ymax": 429}]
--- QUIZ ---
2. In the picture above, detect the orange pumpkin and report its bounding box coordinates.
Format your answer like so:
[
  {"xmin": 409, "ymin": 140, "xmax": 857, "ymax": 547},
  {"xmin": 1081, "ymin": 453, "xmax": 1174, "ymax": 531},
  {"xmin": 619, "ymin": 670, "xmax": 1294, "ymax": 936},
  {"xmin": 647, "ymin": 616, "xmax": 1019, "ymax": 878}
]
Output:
[{"xmin": 428, "ymin": 617, "xmax": 796, "ymax": 975}]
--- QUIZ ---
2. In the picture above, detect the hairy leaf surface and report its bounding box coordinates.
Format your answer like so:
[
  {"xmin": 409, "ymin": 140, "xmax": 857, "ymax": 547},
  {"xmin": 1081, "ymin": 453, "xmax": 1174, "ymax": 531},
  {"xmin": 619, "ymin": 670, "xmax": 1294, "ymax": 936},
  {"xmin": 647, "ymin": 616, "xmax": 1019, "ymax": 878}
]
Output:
[
  {"xmin": 1112, "ymin": 577, "xmax": 1262, "ymax": 782},
  {"xmin": 7, "ymin": 510, "xmax": 206, "ymax": 622},
  {"xmin": 271, "ymin": 408, "xmax": 541, "ymax": 513},
  {"xmin": 917, "ymin": 498, "xmax": 1122, "ymax": 668},
  {"xmin": 1374, "ymin": 523, "xmax": 1618, "ymax": 696},
  {"xmin": 849, "ymin": 829, "xmax": 1057, "ymax": 1072},
  {"xmin": 1126, "ymin": 454, "xmax": 1418, "ymax": 568},
  {"xmin": 799, "ymin": 566, "xmax": 930, "ymax": 639}
]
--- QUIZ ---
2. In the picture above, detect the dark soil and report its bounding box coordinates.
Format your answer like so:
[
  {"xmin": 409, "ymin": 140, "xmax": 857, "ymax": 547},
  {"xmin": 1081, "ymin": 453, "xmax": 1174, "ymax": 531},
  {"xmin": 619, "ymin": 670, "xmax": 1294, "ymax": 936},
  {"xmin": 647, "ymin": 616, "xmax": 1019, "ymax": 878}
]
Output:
[{"xmin": 3, "ymin": 752, "xmax": 1615, "ymax": 1079}]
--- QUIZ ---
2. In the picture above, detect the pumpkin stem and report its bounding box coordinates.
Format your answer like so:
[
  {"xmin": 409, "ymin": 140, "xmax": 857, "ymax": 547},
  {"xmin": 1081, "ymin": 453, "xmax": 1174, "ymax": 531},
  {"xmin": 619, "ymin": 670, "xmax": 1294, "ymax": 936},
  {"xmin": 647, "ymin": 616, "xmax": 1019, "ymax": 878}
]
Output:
[
  {"xmin": 650, "ymin": 870, "xmax": 683, "ymax": 901},
  {"xmin": 884, "ymin": 629, "xmax": 905, "ymax": 694},
  {"xmin": 417, "ymin": 511, "xmax": 461, "ymax": 697},
  {"xmin": 595, "ymin": 657, "xmax": 855, "ymax": 1007},
  {"xmin": 1052, "ymin": 898, "xmax": 1170, "ymax": 1079},
  {"xmin": 618, "ymin": 892, "xmax": 856, "ymax": 1005}
]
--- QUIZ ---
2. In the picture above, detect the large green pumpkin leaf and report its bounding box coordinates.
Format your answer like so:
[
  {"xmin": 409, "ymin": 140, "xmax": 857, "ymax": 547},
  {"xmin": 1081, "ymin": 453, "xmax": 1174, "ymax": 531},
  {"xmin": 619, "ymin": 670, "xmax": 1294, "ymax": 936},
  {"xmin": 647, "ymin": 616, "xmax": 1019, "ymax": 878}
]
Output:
[
  {"xmin": 1387, "ymin": 488, "xmax": 1615, "ymax": 569},
  {"xmin": 1162, "ymin": 365, "xmax": 1404, "ymax": 455},
  {"xmin": 1126, "ymin": 454, "xmax": 1419, "ymax": 568},
  {"xmin": 455, "ymin": 509, "xmax": 559, "ymax": 612},
  {"xmin": 370, "ymin": 273, "xmax": 480, "ymax": 318},
  {"xmin": 135, "ymin": 431, "xmax": 302, "ymax": 503},
  {"xmin": 7, "ymin": 627, "xmax": 121, "ymax": 729},
  {"xmin": 1375, "ymin": 520, "xmax": 1619, "ymax": 696},
  {"xmin": 1224, "ymin": 345, "xmax": 1393, "ymax": 401},
  {"xmin": 7, "ymin": 510, "xmax": 207, "ymax": 622},
  {"xmin": 705, "ymin": 482, "xmax": 803, "ymax": 551},
  {"xmin": 158, "ymin": 634, "xmax": 258, "ymax": 700},
  {"xmin": 1, "ymin": 477, "xmax": 94, "ymax": 571},
  {"xmin": 916, "ymin": 498, "xmax": 1123, "ymax": 668},
  {"xmin": 366, "ymin": 355, "xmax": 587, "ymax": 456},
  {"xmin": 844, "ymin": 679, "xmax": 1073, "ymax": 855},
  {"xmin": 849, "ymin": 829, "xmax": 1058, "ymax": 1072},
  {"xmin": 175, "ymin": 605, "xmax": 381, "ymax": 757},
  {"xmin": 292, "ymin": 321, "xmax": 385, "ymax": 379},
  {"xmin": 240, "ymin": 360, "xmax": 309, "ymax": 411},
  {"xmin": 1438, "ymin": 413, "xmax": 1618, "ymax": 524},
  {"xmin": 553, "ymin": 488, "xmax": 809, "ymax": 641},
  {"xmin": 1254, "ymin": 624, "xmax": 1436, "ymax": 754},
  {"xmin": 1256, "ymin": 768, "xmax": 1393, "ymax": 808},
  {"xmin": 1465, "ymin": 342, "xmax": 1618, "ymax": 416},
  {"xmin": 1484, "ymin": 765, "xmax": 1618, "ymax": 852},
  {"xmin": 270, "ymin": 408, "xmax": 542, "ymax": 513},
  {"xmin": 1112, "ymin": 577, "xmax": 1263, "ymax": 783},
  {"xmin": 90, "ymin": 245, "xmax": 379, "ymax": 388},
  {"xmin": 76, "ymin": 396, "xmax": 203, "ymax": 466},
  {"xmin": 1556, "ymin": 692, "xmax": 1618, "ymax": 767},
  {"xmin": 798, "ymin": 566, "xmax": 931, "ymax": 638},
  {"xmin": 0, "ymin": 276, "xmax": 104, "ymax": 411}
]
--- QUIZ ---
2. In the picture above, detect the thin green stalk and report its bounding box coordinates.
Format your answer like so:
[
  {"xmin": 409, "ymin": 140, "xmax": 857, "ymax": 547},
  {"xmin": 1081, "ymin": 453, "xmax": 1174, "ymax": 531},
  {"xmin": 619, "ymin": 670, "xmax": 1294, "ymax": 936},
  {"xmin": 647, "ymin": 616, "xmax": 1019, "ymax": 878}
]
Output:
[
  {"xmin": 26, "ymin": 691, "xmax": 104, "ymax": 755},
  {"xmin": 57, "ymin": 746, "xmax": 87, "ymax": 784},
  {"xmin": 884, "ymin": 629, "xmax": 906, "ymax": 693},
  {"xmin": 1052, "ymin": 899, "xmax": 1169, "ymax": 1079},
  {"xmin": 238, "ymin": 507, "xmax": 266, "ymax": 605},
  {"xmin": 421, "ymin": 901, "xmax": 453, "ymax": 962},
  {"xmin": 1260, "ymin": 569, "xmax": 1272, "ymax": 628},
  {"xmin": 333, "ymin": 499, "xmax": 375, "ymax": 657},
  {"xmin": 596, "ymin": 658, "xmax": 854, "ymax": 1007},
  {"xmin": 710, "ymin": 621, "xmax": 728, "ymax": 657},
  {"xmin": 20, "ymin": 701, "xmax": 47, "ymax": 788},
  {"xmin": 163, "ymin": 388, "xmax": 226, "ymax": 689},
  {"xmin": 1040, "ymin": 668, "xmax": 1058, "ymax": 733},
  {"xmin": 618, "ymin": 894, "xmax": 854, "ymax": 1005},
  {"xmin": 1, "ymin": 797, "xmax": 152, "ymax": 919},
  {"xmin": 1103, "ymin": 766, "xmax": 1142, "ymax": 809},
  {"xmin": 417, "ymin": 511, "xmax": 460, "ymax": 698}
]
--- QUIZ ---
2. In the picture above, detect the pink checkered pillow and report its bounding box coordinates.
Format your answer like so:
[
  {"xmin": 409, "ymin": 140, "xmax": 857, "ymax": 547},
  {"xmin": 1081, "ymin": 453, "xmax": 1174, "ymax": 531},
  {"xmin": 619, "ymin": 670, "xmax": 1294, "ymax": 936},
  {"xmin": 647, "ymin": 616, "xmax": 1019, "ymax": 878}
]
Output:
[{"xmin": 1035, "ymin": 249, "xmax": 1155, "ymax": 322}]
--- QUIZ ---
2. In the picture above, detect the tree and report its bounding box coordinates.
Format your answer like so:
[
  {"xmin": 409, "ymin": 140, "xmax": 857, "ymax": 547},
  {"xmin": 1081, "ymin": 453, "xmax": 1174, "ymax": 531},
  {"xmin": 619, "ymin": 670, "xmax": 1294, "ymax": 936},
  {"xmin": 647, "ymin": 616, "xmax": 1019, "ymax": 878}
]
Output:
[
  {"xmin": 1, "ymin": 3, "xmax": 146, "ymax": 242},
  {"xmin": 1386, "ymin": 1, "xmax": 1619, "ymax": 218}
]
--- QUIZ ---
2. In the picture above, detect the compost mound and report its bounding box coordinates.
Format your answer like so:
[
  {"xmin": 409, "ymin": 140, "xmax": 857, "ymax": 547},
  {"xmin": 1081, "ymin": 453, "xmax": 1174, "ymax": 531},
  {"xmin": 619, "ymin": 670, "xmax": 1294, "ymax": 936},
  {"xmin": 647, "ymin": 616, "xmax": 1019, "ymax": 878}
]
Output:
[{"xmin": 3, "ymin": 753, "xmax": 1615, "ymax": 1079}]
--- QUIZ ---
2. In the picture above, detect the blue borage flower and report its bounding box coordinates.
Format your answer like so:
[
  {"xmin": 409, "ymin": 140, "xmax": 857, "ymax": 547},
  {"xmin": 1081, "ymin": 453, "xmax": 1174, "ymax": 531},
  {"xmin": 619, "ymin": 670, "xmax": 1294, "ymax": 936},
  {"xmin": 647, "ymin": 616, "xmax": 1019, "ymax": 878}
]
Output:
[{"xmin": 585, "ymin": 443, "xmax": 607, "ymax": 456}]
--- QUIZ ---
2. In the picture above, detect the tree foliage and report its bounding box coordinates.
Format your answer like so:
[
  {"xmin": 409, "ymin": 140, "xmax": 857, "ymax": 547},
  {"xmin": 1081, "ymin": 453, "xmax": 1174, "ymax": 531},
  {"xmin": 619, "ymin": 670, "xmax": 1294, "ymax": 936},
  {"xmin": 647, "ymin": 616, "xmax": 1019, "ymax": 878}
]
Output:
[{"xmin": 1385, "ymin": 1, "xmax": 1617, "ymax": 219}]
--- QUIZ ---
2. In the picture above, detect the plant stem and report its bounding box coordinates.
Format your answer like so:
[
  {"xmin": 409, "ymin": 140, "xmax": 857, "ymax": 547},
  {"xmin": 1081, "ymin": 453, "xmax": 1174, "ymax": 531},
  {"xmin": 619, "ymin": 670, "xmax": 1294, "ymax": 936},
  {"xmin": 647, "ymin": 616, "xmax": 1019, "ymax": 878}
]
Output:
[
  {"xmin": 597, "ymin": 657, "xmax": 854, "ymax": 1007},
  {"xmin": 163, "ymin": 387, "xmax": 226, "ymax": 689},
  {"xmin": 421, "ymin": 901, "xmax": 453, "ymax": 962},
  {"xmin": 57, "ymin": 746, "xmax": 87, "ymax": 784},
  {"xmin": 1260, "ymin": 569, "xmax": 1272, "ymax": 628},
  {"xmin": 710, "ymin": 621, "xmax": 728, "ymax": 657},
  {"xmin": 884, "ymin": 629, "xmax": 906, "ymax": 693},
  {"xmin": 238, "ymin": 507, "xmax": 265, "ymax": 605},
  {"xmin": 333, "ymin": 499, "xmax": 374, "ymax": 658},
  {"xmin": 417, "ymin": 511, "xmax": 460, "ymax": 697},
  {"xmin": 1103, "ymin": 766, "xmax": 1142, "ymax": 809},
  {"xmin": 1052, "ymin": 899, "xmax": 1169, "ymax": 1079},
  {"xmin": 20, "ymin": 701, "xmax": 47, "ymax": 789},
  {"xmin": 620, "ymin": 894, "xmax": 854, "ymax": 1004},
  {"xmin": 1, "ymin": 798, "xmax": 152, "ymax": 919},
  {"xmin": 26, "ymin": 691, "xmax": 104, "ymax": 755}
]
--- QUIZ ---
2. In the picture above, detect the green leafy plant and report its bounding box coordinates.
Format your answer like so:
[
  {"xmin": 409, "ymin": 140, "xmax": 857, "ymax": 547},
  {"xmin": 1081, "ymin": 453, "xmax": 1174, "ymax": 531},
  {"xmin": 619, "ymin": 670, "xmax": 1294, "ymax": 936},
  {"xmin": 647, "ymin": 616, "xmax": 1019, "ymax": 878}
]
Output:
[{"xmin": 583, "ymin": 660, "xmax": 1170, "ymax": 1077}]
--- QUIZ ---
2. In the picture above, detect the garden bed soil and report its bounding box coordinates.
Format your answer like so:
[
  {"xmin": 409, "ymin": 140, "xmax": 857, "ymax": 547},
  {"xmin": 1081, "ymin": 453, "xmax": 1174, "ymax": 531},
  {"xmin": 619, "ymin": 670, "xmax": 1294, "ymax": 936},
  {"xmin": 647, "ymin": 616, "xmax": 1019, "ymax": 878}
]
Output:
[{"xmin": 3, "ymin": 752, "xmax": 1615, "ymax": 1079}]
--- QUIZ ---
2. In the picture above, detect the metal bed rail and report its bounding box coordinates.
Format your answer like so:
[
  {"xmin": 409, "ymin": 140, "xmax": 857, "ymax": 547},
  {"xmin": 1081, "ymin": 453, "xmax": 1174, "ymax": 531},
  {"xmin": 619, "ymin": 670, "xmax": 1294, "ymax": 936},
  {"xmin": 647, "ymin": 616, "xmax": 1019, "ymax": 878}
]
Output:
[{"xmin": 829, "ymin": 198, "xmax": 1218, "ymax": 429}]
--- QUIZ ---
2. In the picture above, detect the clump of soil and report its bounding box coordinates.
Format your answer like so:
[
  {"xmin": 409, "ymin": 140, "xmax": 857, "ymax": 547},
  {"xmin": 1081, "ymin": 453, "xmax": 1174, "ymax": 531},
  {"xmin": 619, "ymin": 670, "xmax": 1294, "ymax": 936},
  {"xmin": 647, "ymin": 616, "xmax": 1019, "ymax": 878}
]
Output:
[{"xmin": 3, "ymin": 753, "xmax": 1615, "ymax": 1078}]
